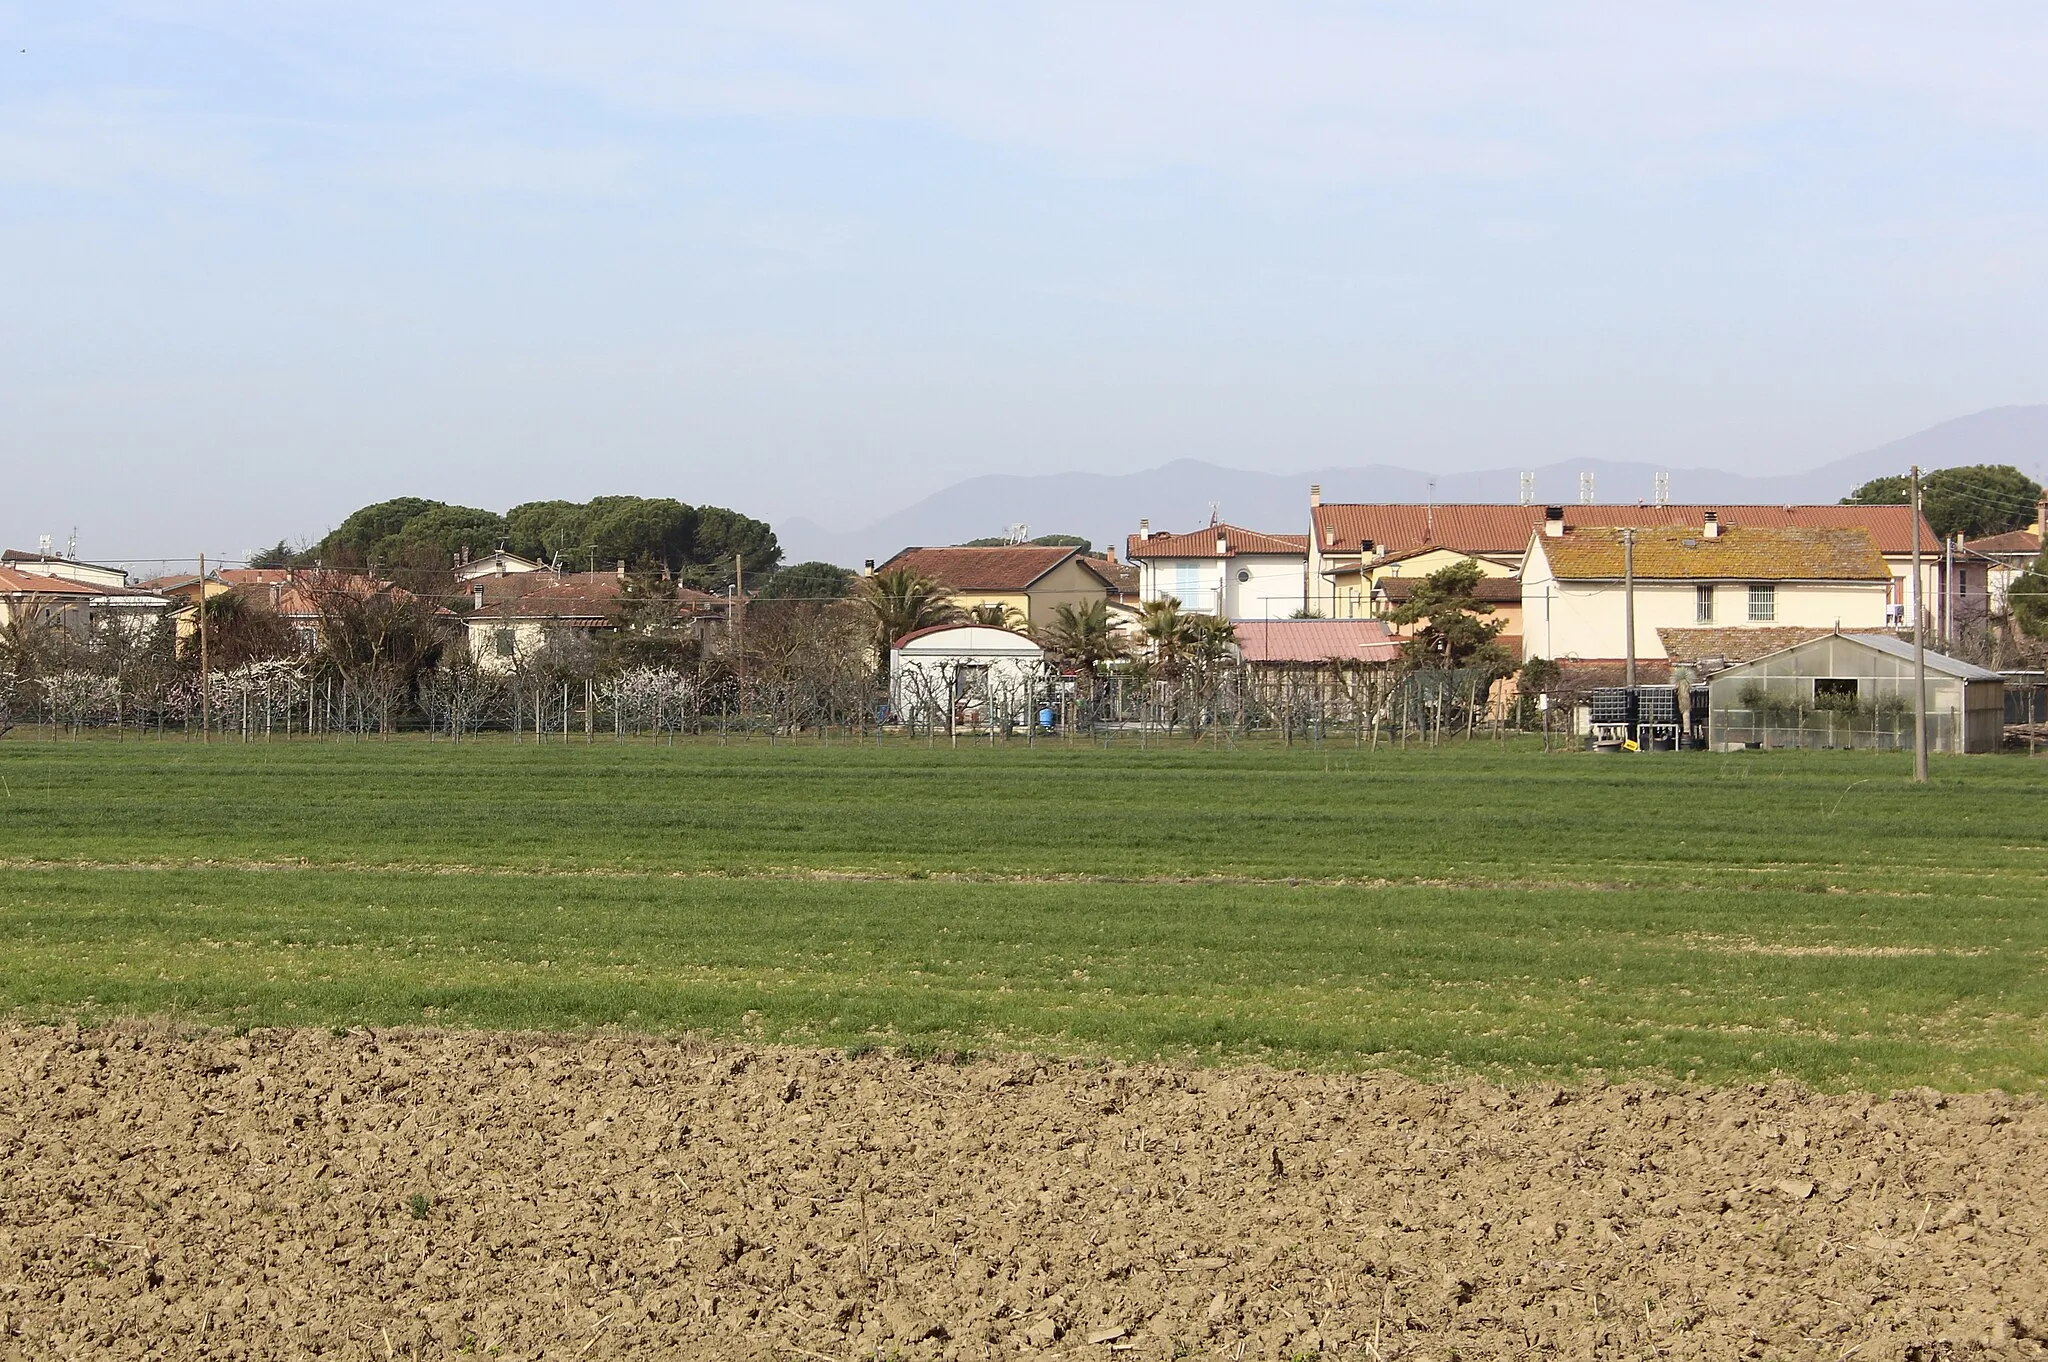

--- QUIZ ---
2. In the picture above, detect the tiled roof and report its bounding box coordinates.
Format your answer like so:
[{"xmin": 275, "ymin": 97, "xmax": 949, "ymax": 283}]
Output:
[
  {"xmin": 1537, "ymin": 527, "xmax": 1890, "ymax": 582},
  {"xmin": 0, "ymin": 567, "xmax": 100, "ymax": 597},
  {"xmin": 217, "ymin": 568, "xmax": 294, "ymax": 586},
  {"xmin": 1962, "ymin": 530, "xmax": 2042, "ymax": 556},
  {"xmin": 1310, "ymin": 503, "xmax": 1937, "ymax": 557},
  {"xmin": 469, "ymin": 570, "xmax": 628, "ymax": 607},
  {"xmin": 1126, "ymin": 524, "xmax": 1309, "ymax": 560},
  {"xmin": 1232, "ymin": 619, "xmax": 1401, "ymax": 665},
  {"xmin": 1076, "ymin": 556, "xmax": 1140, "ymax": 597},
  {"xmin": 1374, "ymin": 575, "xmax": 1522, "ymax": 604},
  {"xmin": 1656, "ymin": 626, "xmax": 1838, "ymax": 667},
  {"xmin": 878, "ymin": 545, "xmax": 1077, "ymax": 592}
]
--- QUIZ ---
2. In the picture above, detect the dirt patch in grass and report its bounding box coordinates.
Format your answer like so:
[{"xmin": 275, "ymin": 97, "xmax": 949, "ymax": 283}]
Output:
[{"xmin": 1, "ymin": 1023, "xmax": 2044, "ymax": 1360}]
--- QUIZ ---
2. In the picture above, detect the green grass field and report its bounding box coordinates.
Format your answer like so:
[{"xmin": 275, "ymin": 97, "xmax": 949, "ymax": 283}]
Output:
[{"xmin": 2, "ymin": 737, "xmax": 2043, "ymax": 1088}]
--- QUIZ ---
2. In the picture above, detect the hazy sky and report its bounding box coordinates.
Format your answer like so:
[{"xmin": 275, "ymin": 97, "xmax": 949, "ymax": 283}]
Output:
[{"xmin": 5, "ymin": 3, "xmax": 2046, "ymax": 565}]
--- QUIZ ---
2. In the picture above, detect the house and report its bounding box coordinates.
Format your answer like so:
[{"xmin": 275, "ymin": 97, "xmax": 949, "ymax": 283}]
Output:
[
  {"xmin": 453, "ymin": 549, "xmax": 549, "ymax": 584},
  {"xmin": 2, "ymin": 549, "xmax": 172, "ymax": 635},
  {"xmin": 875, "ymin": 545, "xmax": 1125, "ymax": 626},
  {"xmin": 1304, "ymin": 487, "xmax": 1941, "ymax": 626},
  {"xmin": 1706, "ymin": 632, "xmax": 2004, "ymax": 754},
  {"xmin": 889, "ymin": 623, "xmax": 1047, "ymax": 730},
  {"xmin": 1959, "ymin": 497, "xmax": 2045, "ymax": 622},
  {"xmin": 1124, "ymin": 522, "xmax": 1309, "ymax": 620},
  {"xmin": 1371, "ymin": 572, "xmax": 1523, "ymax": 656},
  {"xmin": 1520, "ymin": 516, "xmax": 1892, "ymax": 664},
  {"xmin": 0, "ymin": 567, "xmax": 101, "ymax": 637},
  {"xmin": 465, "ymin": 570, "xmax": 722, "ymax": 672}
]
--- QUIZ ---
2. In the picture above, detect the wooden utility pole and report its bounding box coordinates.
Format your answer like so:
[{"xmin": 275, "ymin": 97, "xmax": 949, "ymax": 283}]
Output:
[
  {"xmin": 197, "ymin": 552, "xmax": 210, "ymax": 743},
  {"xmin": 1911, "ymin": 466, "xmax": 1928, "ymax": 784},
  {"xmin": 733, "ymin": 553, "xmax": 745, "ymax": 691},
  {"xmin": 1621, "ymin": 528, "xmax": 1637, "ymax": 690}
]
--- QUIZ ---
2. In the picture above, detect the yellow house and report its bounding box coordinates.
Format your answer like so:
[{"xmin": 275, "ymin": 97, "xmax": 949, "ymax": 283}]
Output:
[
  {"xmin": 1321, "ymin": 544, "xmax": 1513, "ymax": 619},
  {"xmin": 874, "ymin": 545, "xmax": 1124, "ymax": 627}
]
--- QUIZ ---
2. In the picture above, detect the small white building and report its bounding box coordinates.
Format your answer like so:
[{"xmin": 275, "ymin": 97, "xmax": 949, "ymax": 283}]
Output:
[
  {"xmin": 890, "ymin": 624, "xmax": 1047, "ymax": 729},
  {"xmin": 1125, "ymin": 523, "xmax": 1308, "ymax": 620},
  {"xmin": 454, "ymin": 549, "xmax": 549, "ymax": 584},
  {"xmin": 1521, "ymin": 517, "xmax": 1893, "ymax": 663}
]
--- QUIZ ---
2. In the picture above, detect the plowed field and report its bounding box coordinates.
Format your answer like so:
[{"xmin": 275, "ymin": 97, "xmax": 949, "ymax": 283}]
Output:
[{"xmin": 4, "ymin": 1023, "xmax": 2043, "ymax": 1360}]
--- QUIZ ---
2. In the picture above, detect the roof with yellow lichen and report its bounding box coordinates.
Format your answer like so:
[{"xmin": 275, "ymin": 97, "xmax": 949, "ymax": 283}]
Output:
[{"xmin": 1535, "ymin": 526, "xmax": 1890, "ymax": 582}]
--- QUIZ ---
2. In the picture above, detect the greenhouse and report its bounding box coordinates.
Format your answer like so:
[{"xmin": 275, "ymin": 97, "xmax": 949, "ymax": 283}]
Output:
[{"xmin": 1706, "ymin": 632, "xmax": 2005, "ymax": 753}]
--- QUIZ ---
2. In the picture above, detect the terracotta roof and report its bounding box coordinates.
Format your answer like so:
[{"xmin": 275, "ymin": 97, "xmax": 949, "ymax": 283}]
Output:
[
  {"xmin": 1374, "ymin": 575, "xmax": 1522, "ymax": 604},
  {"xmin": 1536, "ymin": 527, "xmax": 1890, "ymax": 582},
  {"xmin": 469, "ymin": 570, "xmax": 628, "ymax": 607},
  {"xmin": 1310, "ymin": 503, "xmax": 1937, "ymax": 557},
  {"xmin": 1126, "ymin": 524, "xmax": 1309, "ymax": 560},
  {"xmin": 1554, "ymin": 659, "xmax": 1675, "ymax": 688},
  {"xmin": 217, "ymin": 568, "xmax": 294, "ymax": 586},
  {"xmin": 1076, "ymin": 556, "xmax": 1140, "ymax": 597},
  {"xmin": 0, "ymin": 567, "xmax": 100, "ymax": 597},
  {"xmin": 1962, "ymin": 530, "xmax": 2042, "ymax": 556},
  {"xmin": 878, "ymin": 545, "xmax": 1078, "ymax": 592},
  {"xmin": 1232, "ymin": 619, "xmax": 1401, "ymax": 665},
  {"xmin": 1656, "ymin": 626, "xmax": 1838, "ymax": 668}
]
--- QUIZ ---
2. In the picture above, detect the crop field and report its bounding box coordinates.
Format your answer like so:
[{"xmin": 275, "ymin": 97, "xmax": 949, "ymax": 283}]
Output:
[{"xmin": 2, "ymin": 737, "xmax": 2043, "ymax": 1090}]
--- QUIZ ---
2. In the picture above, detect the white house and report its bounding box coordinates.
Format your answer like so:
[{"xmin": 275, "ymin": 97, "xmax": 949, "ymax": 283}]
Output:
[
  {"xmin": 889, "ymin": 624, "xmax": 1047, "ymax": 729},
  {"xmin": 1125, "ymin": 523, "xmax": 1308, "ymax": 620},
  {"xmin": 454, "ymin": 549, "xmax": 549, "ymax": 584},
  {"xmin": 1520, "ymin": 517, "xmax": 1893, "ymax": 663},
  {"xmin": 0, "ymin": 550, "xmax": 169, "ymax": 636}
]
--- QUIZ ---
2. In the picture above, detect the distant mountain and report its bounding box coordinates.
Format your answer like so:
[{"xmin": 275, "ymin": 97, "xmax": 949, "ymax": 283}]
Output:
[{"xmin": 780, "ymin": 405, "xmax": 2048, "ymax": 567}]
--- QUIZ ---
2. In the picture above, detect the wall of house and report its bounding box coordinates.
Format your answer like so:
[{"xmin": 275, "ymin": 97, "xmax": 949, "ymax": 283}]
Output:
[
  {"xmin": 951, "ymin": 592, "xmax": 1033, "ymax": 624},
  {"xmin": 467, "ymin": 618, "xmax": 606, "ymax": 673},
  {"xmin": 1520, "ymin": 576, "xmax": 1890, "ymax": 662},
  {"xmin": 1020, "ymin": 559, "xmax": 1125, "ymax": 624},
  {"xmin": 1136, "ymin": 554, "xmax": 1304, "ymax": 619}
]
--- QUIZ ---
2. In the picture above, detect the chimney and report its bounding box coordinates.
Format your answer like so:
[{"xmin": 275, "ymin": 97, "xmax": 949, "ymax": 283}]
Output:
[
  {"xmin": 616, "ymin": 558, "xmax": 627, "ymax": 580},
  {"xmin": 1105, "ymin": 544, "xmax": 1117, "ymax": 563},
  {"xmin": 1323, "ymin": 526, "xmax": 1336, "ymax": 547},
  {"xmin": 1309, "ymin": 483, "xmax": 1322, "ymax": 508},
  {"xmin": 1361, "ymin": 538, "xmax": 1375, "ymax": 556},
  {"xmin": 1702, "ymin": 510, "xmax": 1721, "ymax": 540},
  {"xmin": 1216, "ymin": 532, "xmax": 1228, "ymax": 556},
  {"xmin": 2035, "ymin": 498, "xmax": 2047, "ymax": 535},
  {"xmin": 862, "ymin": 559, "xmax": 875, "ymax": 577},
  {"xmin": 1139, "ymin": 517, "xmax": 1150, "ymax": 537},
  {"xmin": 1544, "ymin": 506, "xmax": 1566, "ymax": 539},
  {"xmin": 473, "ymin": 584, "xmax": 485, "ymax": 609},
  {"xmin": 494, "ymin": 549, "xmax": 506, "ymax": 577}
]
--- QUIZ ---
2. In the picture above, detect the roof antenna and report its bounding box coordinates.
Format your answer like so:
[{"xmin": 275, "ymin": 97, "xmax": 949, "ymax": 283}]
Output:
[
  {"xmin": 1425, "ymin": 480, "xmax": 1435, "ymax": 543},
  {"xmin": 1519, "ymin": 472, "xmax": 1534, "ymax": 506},
  {"xmin": 1579, "ymin": 471, "xmax": 1596, "ymax": 505},
  {"xmin": 1207, "ymin": 502, "xmax": 1220, "ymax": 527},
  {"xmin": 1653, "ymin": 472, "xmax": 1670, "ymax": 507},
  {"xmin": 67, "ymin": 527, "xmax": 77, "ymax": 559}
]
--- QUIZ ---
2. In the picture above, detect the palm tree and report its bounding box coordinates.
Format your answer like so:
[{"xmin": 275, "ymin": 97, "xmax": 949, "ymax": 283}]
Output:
[
  {"xmin": 857, "ymin": 568, "xmax": 962, "ymax": 681},
  {"xmin": 966, "ymin": 602, "xmax": 1025, "ymax": 631},
  {"xmin": 1139, "ymin": 595, "xmax": 1196, "ymax": 672},
  {"xmin": 1037, "ymin": 600, "xmax": 1128, "ymax": 725}
]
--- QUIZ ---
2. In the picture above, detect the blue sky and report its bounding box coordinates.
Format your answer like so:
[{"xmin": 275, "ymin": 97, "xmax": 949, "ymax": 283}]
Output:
[{"xmin": 4, "ymin": 2, "xmax": 2046, "ymax": 564}]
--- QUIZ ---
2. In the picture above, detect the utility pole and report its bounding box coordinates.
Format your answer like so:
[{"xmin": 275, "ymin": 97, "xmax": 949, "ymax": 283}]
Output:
[
  {"xmin": 1942, "ymin": 531, "xmax": 1955, "ymax": 647},
  {"xmin": 197, "ymin": 551, "xmax": 210, "ymax": 744},
  {"xmin": 1911, "ymin": 467, "xmax": 1928, "ymax": 784},
  {"xmin": 733, "ymin": 552, "xmax": 746, "ymax": 694},
  {"xmin": 1621, "ymin": 528, "xmax": 1637, "ymax": 689}
]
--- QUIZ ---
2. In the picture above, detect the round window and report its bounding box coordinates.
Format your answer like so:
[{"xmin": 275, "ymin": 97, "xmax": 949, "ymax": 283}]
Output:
[{"xmin": 1236, "ymin": 568, "xmax": 1251, "ymax": 583}]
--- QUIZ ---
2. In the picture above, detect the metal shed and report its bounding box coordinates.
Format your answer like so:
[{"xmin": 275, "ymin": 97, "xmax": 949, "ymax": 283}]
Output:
[{"xmin": 1706, "ymin": 632, "xmax": 2005, "ymax": 754}]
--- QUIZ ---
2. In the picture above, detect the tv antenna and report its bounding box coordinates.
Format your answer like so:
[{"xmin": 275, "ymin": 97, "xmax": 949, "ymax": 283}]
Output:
[
  {"xmin": 1518, "ymin": 472, "xmax": 1534, "ymax": 506},
  {"xmin": 1653, "ymin": 472, "xmax": 1670, "ymax": 507},
  {"xmin": 1579, "ymin": 471, "xmax": 1596, "ymax": 505}
]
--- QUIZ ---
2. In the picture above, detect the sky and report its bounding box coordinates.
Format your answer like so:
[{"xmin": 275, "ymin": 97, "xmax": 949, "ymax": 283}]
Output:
[{"xmin": 3, "ymin": 2, "xmax": 2047, "ymax": 568}]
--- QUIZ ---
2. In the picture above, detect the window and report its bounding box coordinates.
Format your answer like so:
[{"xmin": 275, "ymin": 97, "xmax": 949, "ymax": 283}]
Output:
[
  {"xmin": 1814, "ymin": 678, "xmax": 1858, "ymax": 711},
  {"xmin": 1235, "ymin": 568, "xmax": 1251, "ymax": 583},
  {"xmin": 1694, "ymin": 584, "xmax": 1714, "ymax": 623},
  {"xmin": 494, "ymin": 628, "xmax": 517, "ymax": 657},
  {"xmin": 1747, "ymin": 584, "xmax": 1775, "ymax": 622}
]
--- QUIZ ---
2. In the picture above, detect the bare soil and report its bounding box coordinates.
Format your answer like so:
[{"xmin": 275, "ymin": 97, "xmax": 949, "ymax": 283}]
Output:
[{"xmin": 1, "ymin": 1023, "xmax": 2043, "ymax": 1360}]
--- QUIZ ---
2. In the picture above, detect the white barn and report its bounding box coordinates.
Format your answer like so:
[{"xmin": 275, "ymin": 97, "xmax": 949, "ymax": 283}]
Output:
[{"xmin": 890, "ymin": 624, "xmax": 1047, "ymax": 730}]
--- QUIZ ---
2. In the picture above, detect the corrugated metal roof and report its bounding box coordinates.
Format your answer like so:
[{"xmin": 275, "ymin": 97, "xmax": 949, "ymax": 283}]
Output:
[
  {"xmin": 1232, "ymin": 618, "xmax": 1401, "ymax": 664},
  {"xmin": 1839, "ymin": 633, "xmax": 2005, "ymax": 681},
  {"xmin": 1539, "ymin": 527, "xmax": 1890, "ymax": 581}
]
